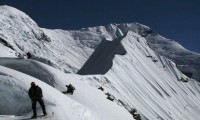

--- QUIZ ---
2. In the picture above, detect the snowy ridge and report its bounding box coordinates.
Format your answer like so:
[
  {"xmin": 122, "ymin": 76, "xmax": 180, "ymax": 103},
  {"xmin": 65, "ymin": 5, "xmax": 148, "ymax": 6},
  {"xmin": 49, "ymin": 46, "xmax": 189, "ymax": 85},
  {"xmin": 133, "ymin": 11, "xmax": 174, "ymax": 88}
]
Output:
[
  {"xmin": 39, "ymin": 23, "xmax": 200, "ymax": 81},
  {"xmin": 0, "ymin": 5, "xmax": 91, "ymax": 73},
  {"xmin": 77, "ymin": 31, "xmax": 200, "ymax": 119},
  {"xmin": 0, "ymin": 5, "xmax": 200, "ymax": 81},
  {"xmin": 78, "ymin": 23, "xmax": 200, "ymax": 81}
]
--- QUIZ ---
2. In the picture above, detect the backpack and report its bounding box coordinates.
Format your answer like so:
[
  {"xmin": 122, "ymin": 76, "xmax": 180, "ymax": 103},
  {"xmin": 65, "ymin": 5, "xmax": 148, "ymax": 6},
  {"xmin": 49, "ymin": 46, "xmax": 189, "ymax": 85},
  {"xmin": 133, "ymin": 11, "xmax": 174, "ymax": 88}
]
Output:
[{"xmin": 69, "ymin": 84, "xmax": 75, "ymax": 90}]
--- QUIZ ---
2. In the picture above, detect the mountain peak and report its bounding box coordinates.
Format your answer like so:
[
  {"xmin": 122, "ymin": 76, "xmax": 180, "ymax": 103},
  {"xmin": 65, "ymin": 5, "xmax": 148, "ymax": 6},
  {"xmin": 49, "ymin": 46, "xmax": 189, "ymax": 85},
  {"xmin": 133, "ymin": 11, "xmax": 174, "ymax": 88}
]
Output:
[{"xmin": 0, "ymin": 5, "xmax": 28, "ymax": 17}]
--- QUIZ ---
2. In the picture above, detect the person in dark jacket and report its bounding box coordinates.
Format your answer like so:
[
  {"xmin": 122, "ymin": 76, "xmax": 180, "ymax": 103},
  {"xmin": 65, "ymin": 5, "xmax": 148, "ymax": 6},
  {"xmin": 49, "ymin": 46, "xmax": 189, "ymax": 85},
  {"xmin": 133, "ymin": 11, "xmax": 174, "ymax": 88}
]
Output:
[
  {"xmin": 26, "ymin": 52, "xmax": 32, "ymax": 59},
  {"xmin": 28, "ymin": 82, "xmax": 47, "ymax": 118},
  {"xmin": 65, "ymin": 84, "xmax": 75, "ymax": 95}
]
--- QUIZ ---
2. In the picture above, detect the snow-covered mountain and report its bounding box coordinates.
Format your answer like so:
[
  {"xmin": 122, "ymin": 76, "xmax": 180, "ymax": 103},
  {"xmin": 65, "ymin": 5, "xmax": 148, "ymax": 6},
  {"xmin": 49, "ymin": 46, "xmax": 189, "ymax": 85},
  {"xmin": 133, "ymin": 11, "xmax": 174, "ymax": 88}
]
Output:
[
  {"xmin": 0, "ymin": 5, "xmax": 199, "ymax": 81},
  {"xmin": 0, "ymin": 5, "xmax": 200, "ymax": 120}
]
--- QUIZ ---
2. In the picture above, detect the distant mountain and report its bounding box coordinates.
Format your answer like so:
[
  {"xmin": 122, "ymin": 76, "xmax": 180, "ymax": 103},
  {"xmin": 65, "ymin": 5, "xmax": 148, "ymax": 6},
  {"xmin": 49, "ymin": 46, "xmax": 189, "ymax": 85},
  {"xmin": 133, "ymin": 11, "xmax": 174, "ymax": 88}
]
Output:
[
  {"xmin": 74, "ymin": 23, "xmax": 200, "ymax": 81},
  {"xmin": 0, "ymin": 5, "xmax": 199, "ymax": 81}
]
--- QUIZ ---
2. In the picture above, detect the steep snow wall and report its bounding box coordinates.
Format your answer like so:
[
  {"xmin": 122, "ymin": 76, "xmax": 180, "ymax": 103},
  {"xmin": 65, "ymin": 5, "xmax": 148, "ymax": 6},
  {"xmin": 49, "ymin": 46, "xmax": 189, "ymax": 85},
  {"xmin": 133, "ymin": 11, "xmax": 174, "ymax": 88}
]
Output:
[
  {"xmin": 78, "ymin": 31, "xmax": 200, "ymax": 120},
  {"xmin": 0, "ymin": 5, "xmax": 93, "ymax": 73},
  {"xmin": 79, "ymin": 23, "xmax": 200, "ymax": 81},
  {"xmin": 105, "ymin": 31, "xmax": 200, "ymax": 120}
]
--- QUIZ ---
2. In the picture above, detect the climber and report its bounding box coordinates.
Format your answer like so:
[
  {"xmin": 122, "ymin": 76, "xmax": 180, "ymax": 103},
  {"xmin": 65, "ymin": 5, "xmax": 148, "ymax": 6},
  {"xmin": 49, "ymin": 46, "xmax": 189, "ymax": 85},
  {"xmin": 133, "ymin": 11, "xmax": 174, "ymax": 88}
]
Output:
[
  {"xmin": 26, "ymin": 52, "xmax": 32, "ymax": 59},
  {"xmin": 28, "ymin": 82, "xmax": 47, "ymax": 118},
  {"xmin": 64, "ymin": 84, "xmax": 75, "ymax": 95}
]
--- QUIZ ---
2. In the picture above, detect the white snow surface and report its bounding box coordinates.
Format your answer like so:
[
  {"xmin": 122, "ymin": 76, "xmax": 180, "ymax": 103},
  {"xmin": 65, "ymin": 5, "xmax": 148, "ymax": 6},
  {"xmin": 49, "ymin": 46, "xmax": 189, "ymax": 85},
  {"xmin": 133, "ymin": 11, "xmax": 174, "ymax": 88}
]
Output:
[
  {"xmin": 0, "ymin": 59, "xmax": 132, "ymax": 120},
  {"xmin": 105, "ymin": 32, "xmax": 200, "ymax": 120},
  {"xmin": 0, "ymin": 31, "xmax": 200, "ymax": 120},
  {"xmin": 0, "ymin": 5, "xmax": 200, "ymax": 120},
  {"xmin": 0, "ymin": 44, "xmax": 16, "ymax": 57},
  {"xmin": 77, "ymin": 31, "xmax": 200, "ymax": 120}
]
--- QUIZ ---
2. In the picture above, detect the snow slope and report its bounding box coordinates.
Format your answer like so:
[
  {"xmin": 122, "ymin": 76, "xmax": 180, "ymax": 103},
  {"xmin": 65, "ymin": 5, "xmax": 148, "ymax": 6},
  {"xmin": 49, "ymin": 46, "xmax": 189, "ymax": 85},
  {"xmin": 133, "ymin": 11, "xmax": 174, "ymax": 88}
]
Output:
[
  {"xmin": 72, "ymin": 23, "xmax": 200, "ymax": 81},
  {"xmin": 0, "ymin": 5, "xmax": 93, "ymax": 73},
  {"xmin": 0, "ymin": 65, "xmax": 93, "ymax": 120},
  {"xmin": 1, "ymin": 31, "xmax": 200, "ymax": 120},
  {"xmin": 78, "ymin": 31, "xmax": 200, "ymax": 120},
  {"xmin": 0, "ymin": 59, "xmax": 132, "ymax": 120}
]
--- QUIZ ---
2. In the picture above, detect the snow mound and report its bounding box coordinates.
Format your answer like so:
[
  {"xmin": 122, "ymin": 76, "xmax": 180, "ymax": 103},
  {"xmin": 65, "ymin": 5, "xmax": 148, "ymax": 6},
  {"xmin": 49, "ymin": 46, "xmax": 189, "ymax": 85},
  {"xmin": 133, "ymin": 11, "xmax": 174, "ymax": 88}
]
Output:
[
  {"xmin": 0, "ymin": 59, "xmax": 132, "ymax": 120},
  {"xmin": 0, "ymin": 65, "xmax": 93, "ymax": 120}
]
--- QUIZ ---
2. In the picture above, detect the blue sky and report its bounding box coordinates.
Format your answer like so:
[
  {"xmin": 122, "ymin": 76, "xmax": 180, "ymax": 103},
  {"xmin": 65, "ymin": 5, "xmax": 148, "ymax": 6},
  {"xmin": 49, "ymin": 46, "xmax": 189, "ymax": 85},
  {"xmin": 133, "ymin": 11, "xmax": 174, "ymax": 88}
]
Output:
[{"xmin": 0, "ymin": 0, "xmax": 200, "ymax": 53}]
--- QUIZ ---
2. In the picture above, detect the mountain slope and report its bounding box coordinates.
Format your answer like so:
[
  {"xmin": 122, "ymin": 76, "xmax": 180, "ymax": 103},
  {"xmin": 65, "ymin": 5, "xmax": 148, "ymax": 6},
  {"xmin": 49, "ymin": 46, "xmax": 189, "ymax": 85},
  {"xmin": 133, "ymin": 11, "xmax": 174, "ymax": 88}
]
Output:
[
  {"xmin": 0, "ymin": 5, "xmax": 199, "ymax": 81},
  {"xmin": 78, "ymin": 31, "xmax": 200, "ymax": 120},
  {"xmin": 0, "ymin": 65, "xmax": 92, "ymax": 120},
  {"xmin": 0, "ymin": 59, "xmax": 132, "ymax": 120},
  {"xmin": 72, "ymin": 23, "xmax": 200, "ymax": 81},
  {"xmin": 1, "ymin": 31, "xmax": 200, "ymax": 120},
  {"xmin": 0, "ymin": 5, "xmax": 94, "ymax": 73}
]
